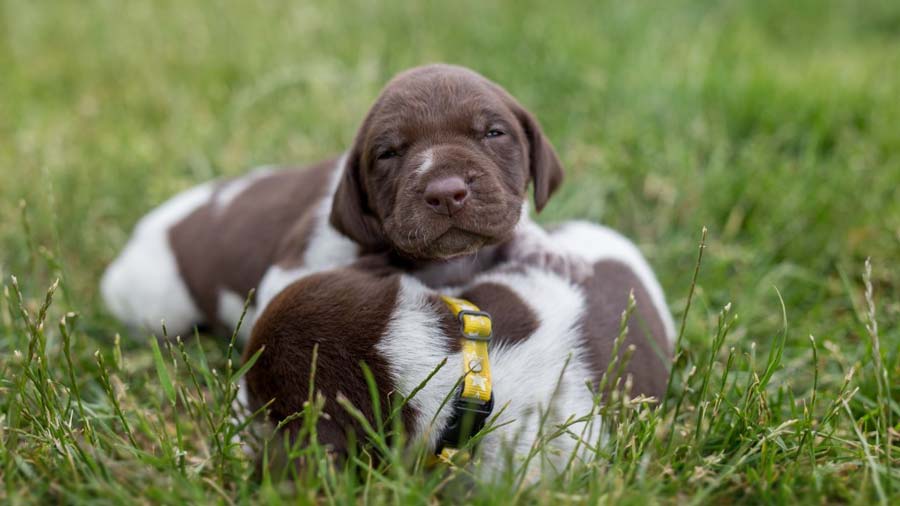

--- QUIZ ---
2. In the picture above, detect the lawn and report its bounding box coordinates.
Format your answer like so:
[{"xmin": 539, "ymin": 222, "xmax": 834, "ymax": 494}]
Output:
[{"xmin": 2, "ymin": 0, "xmax": 899, "ymax": 503}]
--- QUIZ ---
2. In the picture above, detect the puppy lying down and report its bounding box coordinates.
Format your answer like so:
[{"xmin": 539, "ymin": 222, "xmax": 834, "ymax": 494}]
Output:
[{"xmin": 100, "ymin": 64, "xmax": 674, "ymax": 472}]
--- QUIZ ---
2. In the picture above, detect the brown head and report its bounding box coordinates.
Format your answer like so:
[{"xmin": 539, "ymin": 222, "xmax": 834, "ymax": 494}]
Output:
[{"xmin": 330, "ymin": 64, "xmax": 564, "ymax": 260}]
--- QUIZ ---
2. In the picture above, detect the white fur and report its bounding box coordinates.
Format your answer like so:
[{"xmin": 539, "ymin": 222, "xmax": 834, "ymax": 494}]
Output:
[
  {"xmin": 415, "ymin": 148, "xmax": 434, "ymax": 176},
  {"xmin": 101, "ymin": 183, "xmax": 213, "ymax": 337},
  {"xmin": 377, "ymin": 269, "xmax": 600, "ymax": 475},
  {"xmin": 378, "ymin": 277, "xmax": 460, "ymax": 443},
  {"xmin": 549, "ymin": 221, "xmax": 676, "ymax": 341},
  {"xmin": 217, "ymin": 289, "xmax": 257, "ymax": 342},
  {"xmin": 255, "ymin": 155, "xmax": 359, "ymax": 316}
]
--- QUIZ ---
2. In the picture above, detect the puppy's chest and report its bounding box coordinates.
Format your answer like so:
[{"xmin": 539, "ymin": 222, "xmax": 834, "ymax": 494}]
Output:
[{"xmin": 383, "ymin": 270, "xmax": 595, "ymax": 457}]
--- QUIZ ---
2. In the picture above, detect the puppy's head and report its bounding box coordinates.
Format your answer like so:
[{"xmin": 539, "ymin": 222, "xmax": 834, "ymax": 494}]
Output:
[{"xmin": 330, "ymin": 64, "xmax": 564, "ymax": 260}]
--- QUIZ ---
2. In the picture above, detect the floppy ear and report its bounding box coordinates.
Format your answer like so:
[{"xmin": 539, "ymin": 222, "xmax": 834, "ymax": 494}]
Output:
[
  {"xmin": 513, "ymin": 106, "xmax": 564, "ymax": 213},
  {"xmin": 329, "ymin": 148, "xmax": 387, "ymax": 251}
]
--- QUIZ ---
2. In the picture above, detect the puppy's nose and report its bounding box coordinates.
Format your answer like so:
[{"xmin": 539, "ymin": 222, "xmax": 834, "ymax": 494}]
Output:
[{"xmin": 424, "ymin": 176, "xmax": 469, "ymax": 216}]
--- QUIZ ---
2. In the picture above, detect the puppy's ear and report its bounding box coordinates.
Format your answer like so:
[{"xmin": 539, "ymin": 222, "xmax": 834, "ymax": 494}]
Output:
[
  {"xmin": 329, "ymin": 149, "xmax": 386, "ymax": 251},
  {"xmin": 513, "ymin": 105, "xmax": 564, "ymax": 213}
]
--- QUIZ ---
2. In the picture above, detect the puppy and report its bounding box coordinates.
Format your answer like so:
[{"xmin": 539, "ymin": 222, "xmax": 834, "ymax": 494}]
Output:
[
  {"xmin": 242, "ymin": 221, "xmax": 675, "ymax": 474},
  {"xmin": 101, "ymin": 64, "xmax": 571, "ymax": 340}
]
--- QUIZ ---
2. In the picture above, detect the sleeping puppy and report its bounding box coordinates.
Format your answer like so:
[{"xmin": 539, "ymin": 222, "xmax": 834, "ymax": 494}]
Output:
[
  {"xmin": 241, "ymin": 221, "xmax": 675, "ymax": 474},
  {"xmin": 101, "ymin": 64, "xmax": 572, "ymax": 340}
]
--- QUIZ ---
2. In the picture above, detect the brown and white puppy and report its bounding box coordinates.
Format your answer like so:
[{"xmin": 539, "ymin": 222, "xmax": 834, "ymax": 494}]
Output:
[
  {"xmin": 241, "ymin": 221, "xmax": 675, "ymax": 474},
  {"xmin": 101, "ymin": 64, "xmax": 569, "ymax": 340}
]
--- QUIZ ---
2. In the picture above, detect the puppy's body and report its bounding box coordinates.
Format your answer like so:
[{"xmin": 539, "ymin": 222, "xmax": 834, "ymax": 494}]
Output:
[{"xmin": 243, "ymin": 222, "xmax": 674, "ymax": 473}]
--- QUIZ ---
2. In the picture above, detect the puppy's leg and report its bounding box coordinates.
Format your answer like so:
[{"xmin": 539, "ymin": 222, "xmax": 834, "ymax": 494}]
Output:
[
  {"xmin": 547, "ymin": 221, "xmax": 675, "ymax": 399},
  {"xmin": 100, "ymin": 183, "xmax": 212, "ymax": 338}
]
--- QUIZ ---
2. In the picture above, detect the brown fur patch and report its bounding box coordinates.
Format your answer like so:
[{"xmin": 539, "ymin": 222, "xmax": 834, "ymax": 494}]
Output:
[
  {"xmin": 242, "ymin": 267, "xmax": 414, "ymax": 454},
  {"xmin": 579, "ymin": 260, "xmax": 672, "ymax": 399},
  {"xmin": 459, "ymin": 282, "xmax": 539, "ymax": 348}
]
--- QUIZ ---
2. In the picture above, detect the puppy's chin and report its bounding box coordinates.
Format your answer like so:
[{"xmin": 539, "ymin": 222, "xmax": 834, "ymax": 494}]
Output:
[
  {"xmin": 393, "ymin": 228, "xmax": 487, "ymax": 260},
  {"xmin": 431, "ymin": 229, "xmax": 488, "ymax": 259}
]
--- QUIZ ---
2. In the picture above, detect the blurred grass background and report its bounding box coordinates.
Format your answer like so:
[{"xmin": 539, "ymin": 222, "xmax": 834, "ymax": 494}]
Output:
[{"xmin": 1, "ymin": 0, "xmax": 899, "ymax": 503}]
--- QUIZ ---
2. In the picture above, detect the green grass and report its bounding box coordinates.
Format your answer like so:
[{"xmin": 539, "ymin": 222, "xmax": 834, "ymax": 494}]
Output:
[{"xmin": 2, "ymin": 0, "xmax": 899, "ymax": 503}]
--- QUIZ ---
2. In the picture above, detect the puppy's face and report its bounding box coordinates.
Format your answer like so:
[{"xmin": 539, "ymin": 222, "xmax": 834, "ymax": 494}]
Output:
[{"xmin": 331, "ymin": 64, "xmax": 564, "ymax": 260}]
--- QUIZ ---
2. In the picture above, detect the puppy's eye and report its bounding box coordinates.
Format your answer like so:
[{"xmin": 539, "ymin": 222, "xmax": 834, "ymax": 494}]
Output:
[
  {"xmin": 377, "ymin": 149, "xmax": 400, "ymax": 160},
  {"xmin": 485, "ymin": 129, "xmax": 505, "ymax": 139}
]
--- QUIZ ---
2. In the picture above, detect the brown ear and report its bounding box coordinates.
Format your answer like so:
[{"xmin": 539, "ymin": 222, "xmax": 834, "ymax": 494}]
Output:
[
  {"xmin": 329, "ymin": 149, "xmax": 386, "ymax": 251},
  {"xmin": 513, "ymin": 106, "xmax": 564, "ymax": 213}
]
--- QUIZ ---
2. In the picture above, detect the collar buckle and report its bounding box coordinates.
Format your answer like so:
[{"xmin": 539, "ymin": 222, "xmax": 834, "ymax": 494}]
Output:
[{"xmin": 457, "ymin": 308, "xmax": 493, "ymax": 341}]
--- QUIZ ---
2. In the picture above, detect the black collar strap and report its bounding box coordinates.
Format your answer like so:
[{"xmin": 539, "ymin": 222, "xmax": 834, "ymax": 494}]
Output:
[{"xmin": 435, "ymin": 388, "xmax": 495, "ymax": 456}]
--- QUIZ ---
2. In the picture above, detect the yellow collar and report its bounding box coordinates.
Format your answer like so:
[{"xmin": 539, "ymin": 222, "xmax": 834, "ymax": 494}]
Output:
[{"xmin": 430, "ymin": 296, "xmax": 495, "ymax": 466}]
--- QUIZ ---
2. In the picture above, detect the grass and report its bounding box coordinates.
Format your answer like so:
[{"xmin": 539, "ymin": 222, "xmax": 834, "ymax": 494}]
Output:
[{"xmin": 2, "ymin": 0, "xmax": 899, "ymax": 503}]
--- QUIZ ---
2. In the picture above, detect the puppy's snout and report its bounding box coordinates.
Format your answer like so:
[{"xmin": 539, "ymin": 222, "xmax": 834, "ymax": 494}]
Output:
[{"xmin": 423, "ymin": 176, "xmax": 469, "ymax": 216}]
